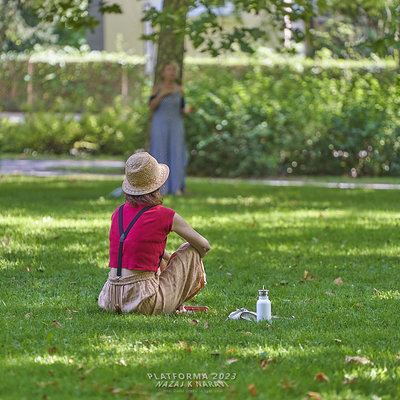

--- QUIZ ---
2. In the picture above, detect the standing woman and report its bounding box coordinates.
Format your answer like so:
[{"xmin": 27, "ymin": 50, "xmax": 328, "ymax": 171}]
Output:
[{"xmin": 149, "ymin": 61, "xmax": 189, "ymax": 195}]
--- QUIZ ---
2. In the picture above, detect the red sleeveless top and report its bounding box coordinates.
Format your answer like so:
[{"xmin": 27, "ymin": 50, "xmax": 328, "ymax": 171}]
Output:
[{"xmin": 108, "ymin": 203, "xmax": 175, "ymax": 272}]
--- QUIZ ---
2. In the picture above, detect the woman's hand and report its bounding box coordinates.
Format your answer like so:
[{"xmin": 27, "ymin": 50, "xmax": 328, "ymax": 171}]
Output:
[
  {"xmin": 163, "ymin": 250, "xmax": 171, "ymax": 261},
  {"xmin": 149, "ymin": 85, "xmax": 176, "ymax": 111},
  {"xmin": 183, "ymin": 105, "xmax": 195, "ymax": 114}
]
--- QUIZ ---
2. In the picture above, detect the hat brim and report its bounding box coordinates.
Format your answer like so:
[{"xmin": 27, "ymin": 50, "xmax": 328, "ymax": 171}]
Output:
[{"xmin": 121, "ymin": 163, "xmax": 169, "ymax": 195}]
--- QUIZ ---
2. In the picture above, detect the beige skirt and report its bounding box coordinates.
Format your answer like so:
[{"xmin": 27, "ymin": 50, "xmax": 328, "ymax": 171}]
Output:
[{"xmin": 98, "ymin": 244, "xmax": 206, "ymax": 314}]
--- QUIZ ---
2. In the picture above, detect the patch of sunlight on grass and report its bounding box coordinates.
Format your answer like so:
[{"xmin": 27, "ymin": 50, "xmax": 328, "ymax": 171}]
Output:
[
  {"xmin": 0, "ymin": 216, "xmax": 108, "ymax": 230},
  {"xmin": 205, "ymin": 196, "xmax": 273, "ymax": 207},
  {"xmin": 355, "ymin": 367, "xmax": 392, "ymax": 383},
  {"xmin": 375, "ymin": 290, "xmax": 400, "ymax": 300}
]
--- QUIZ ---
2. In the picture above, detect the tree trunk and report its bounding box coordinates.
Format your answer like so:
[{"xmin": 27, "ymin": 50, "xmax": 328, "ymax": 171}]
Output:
[
  {"xmin": 304, "ymin": 17, "xmax": 315, "ymax": 58},
  {"xmin": 146, "ymin": 0, "xmax": 189, "ymax": 150},
  {"xmin": 153, "ymin": 0, "xmax": 189, "ymax": 85}
]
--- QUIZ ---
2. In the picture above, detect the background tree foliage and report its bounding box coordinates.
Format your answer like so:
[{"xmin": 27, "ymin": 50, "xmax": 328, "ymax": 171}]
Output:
[
  {"xmin": 0, "ymin": 0, "xmax": 121, "ymax": 52},
  {"xmin": 2, "ymin": 1, "xmax": 400, "ymax": 65},
  {"xmin": 307, "ymin": 0, "xmax": 400, "ymax": 59}
]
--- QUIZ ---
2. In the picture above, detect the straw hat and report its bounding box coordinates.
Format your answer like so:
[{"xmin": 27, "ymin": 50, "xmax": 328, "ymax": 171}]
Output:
[{"xmin": 122, "ymin": 152, "xmax": 169, "ymax": 195}]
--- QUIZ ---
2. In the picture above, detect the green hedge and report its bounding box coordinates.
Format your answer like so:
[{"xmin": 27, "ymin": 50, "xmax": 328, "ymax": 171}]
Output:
[
  {"xmin": 0, "ymin": 51, "xmax": 145, "ymax": 111},
  {"xmin": 184, "ymin": 61, "xmax": 400, "ymax": 177},
  {"xmin": 1, "ymin": 51, "xmax": 400, "ymax": 177}
]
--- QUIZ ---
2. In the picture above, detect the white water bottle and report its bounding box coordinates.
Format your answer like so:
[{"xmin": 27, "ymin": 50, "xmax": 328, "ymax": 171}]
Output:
[{"xmin": 257, "ymin": 286, "xmax": 271, "ymax": 322}]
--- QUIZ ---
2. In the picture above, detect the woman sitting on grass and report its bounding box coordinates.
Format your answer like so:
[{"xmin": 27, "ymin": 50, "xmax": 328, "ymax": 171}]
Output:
[{"xmin": 98, "ymin": 152, "xmax": 210, "ymax": 314}]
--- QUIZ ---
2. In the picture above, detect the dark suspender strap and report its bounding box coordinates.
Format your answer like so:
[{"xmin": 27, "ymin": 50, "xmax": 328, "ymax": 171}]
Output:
[
  {"xmin": 118, "ymin": 204, "xmax": 124, "ymax": 238},
  {"xmin": 116, "ymin": 204, "xmax": 155, "ymax": 280},
  {"xmin": 117, "ymin": 205, "xmax": 125, "ymax": 280}
]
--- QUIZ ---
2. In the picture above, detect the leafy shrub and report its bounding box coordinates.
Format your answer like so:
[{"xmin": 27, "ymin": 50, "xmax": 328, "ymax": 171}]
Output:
[
  {"xmin": 183, "ymin": 61, "xmax": 400, "ymax": 177},
  {"xmin": 0, "ymin": 96, "xmax": 149, "ymax": 156}
]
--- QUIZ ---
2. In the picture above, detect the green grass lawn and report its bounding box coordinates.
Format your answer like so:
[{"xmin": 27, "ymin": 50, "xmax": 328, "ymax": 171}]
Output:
[{"xmin": 0, "ymin": 175, "xmax": 399, "ymax": 400}]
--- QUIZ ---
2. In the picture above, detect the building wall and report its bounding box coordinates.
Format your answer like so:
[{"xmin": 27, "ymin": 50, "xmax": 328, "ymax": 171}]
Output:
[
  {"xmin": 103, "ymin": 1, "xmax": 279, "ymax": 56},
  {"xmin": 104, "ymin": 0, "xmax": 145, "ymax": 54}
]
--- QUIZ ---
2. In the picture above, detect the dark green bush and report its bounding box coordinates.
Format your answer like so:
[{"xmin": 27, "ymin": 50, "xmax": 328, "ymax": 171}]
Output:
[{"xmin": 183, "ymin": 61, "xmax": 400, "ymax": 177}]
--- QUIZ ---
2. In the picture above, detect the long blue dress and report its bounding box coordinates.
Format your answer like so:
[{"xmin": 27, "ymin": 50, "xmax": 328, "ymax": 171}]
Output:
[{"xmin": 149, "ymin": 91, "xmax": 187, "ymax": 194}]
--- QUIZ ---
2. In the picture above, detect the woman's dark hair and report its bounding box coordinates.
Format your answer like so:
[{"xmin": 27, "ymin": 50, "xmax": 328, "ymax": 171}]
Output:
[{"xmin": 125, "ymin": 188, "xmax": 163, "ymax": 207}]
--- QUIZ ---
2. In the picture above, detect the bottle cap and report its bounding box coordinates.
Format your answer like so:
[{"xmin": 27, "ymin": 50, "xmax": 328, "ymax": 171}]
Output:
[{"xmin": 258, "ymin": 285, "xmax": 268, "ymax": 296}]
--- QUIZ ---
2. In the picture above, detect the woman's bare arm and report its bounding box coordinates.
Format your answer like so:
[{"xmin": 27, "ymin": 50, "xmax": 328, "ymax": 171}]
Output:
[
  {"xmin": 172, "ymin": 213, "xmax": 211, "ymax": 258},
  {"xmin": 149, "ymin": 85, "xmax": 163, "ymax": 111}
]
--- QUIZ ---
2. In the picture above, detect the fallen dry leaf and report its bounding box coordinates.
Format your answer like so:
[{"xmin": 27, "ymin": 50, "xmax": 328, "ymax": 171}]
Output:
[
  {"xmin": 204, "ymin": 322, "xmax": 210, "ymax": 329},
  {"xmin": 226, "ymin": 348, "xmax": 234, "ymax": 354},
  {"xmin": 25, "ymin": 266, "xmax": 30, "ymax": 272},
  {"xmin": 260, "ymin": 358, "xmax": 276, "ymax": 369},
  {"xmin": 334, "ymin": 338, "xmax": 342, "ymax": 343},
  {"xmin": 314, "ymin": 372, "xmax": 330, "ymax": 382},
  {"xmin": 104, "ymin": 387, "xmax": 122, "ymax": 394},
  {"xmin": 303, "ymin": 270, "xmax": 312, "ymax": 280},
  {"xmin": 47, "ymin": 347, "xmax": 57, "ymax": 355},
  {"xmin": 190, "ymin": 319, "xmax": 199, "ymax": 325},
  {"xmin": 373, "ymin": 288, "xmax": 382, "ymax": 295},
  {"xmin": 226, "ymin": 358, "xmax": 238, "ymax": 365},
  {"xmin": 307, "ymin": 391, "xmax": 322, "ymax": 399},
  {"xmin": 247, "ymin": 383, "xmax": 258, "ymax": 396},
  {"xmin": 236, "ymin": 329, "xmax": 253, "ymax": 335},
  {"xmin": 342, "ymin": 376, "xmax": 357, "ymax": 385},
  {"xmin": 177, "ymin": 341, "xmax": 187, "ymax": 347},
  {"xmin": 300, "ymin": 270, "xmax": 317, "ymax": 283},
  {"xmin": 25, "ymin": 313, "xmax": 32, "ymax": 319},
  {"xmin": 275, "ymin": 280, "xmax": 289, "ymax": 286},
  {"xmin": 345, "ymin": 356, "xmax": 373, "ymax": 365},
  {"xmin": 66, "ymin": 309, "xmax": 78, "ymax": 314},
  {"xmin": 84, "ymin": 367, "xmax": 95, "ymax": 376},
  {"xmin": 52, "ymin": 320, "xmax": 62, "ymax": 327},
  {"xmin": 279, "ymin": 376, "xmax": 296, "ymax": 389},
  {"xmin": 333, "ymin": 277, "xmax": 343, "ymax": 285}
]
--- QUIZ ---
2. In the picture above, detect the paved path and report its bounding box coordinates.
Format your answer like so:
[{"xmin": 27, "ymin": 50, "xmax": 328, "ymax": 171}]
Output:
[
  {"xmin": 248, "ymin": 178, "xmax": 400, "ymax": 190},
  {"xmin": 0, "ymin": 159, "xmax": 124, "ymax": 177},
  {"xmin": 1, "ymin": 158, "xmax": 400, "ymax": 189}
]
